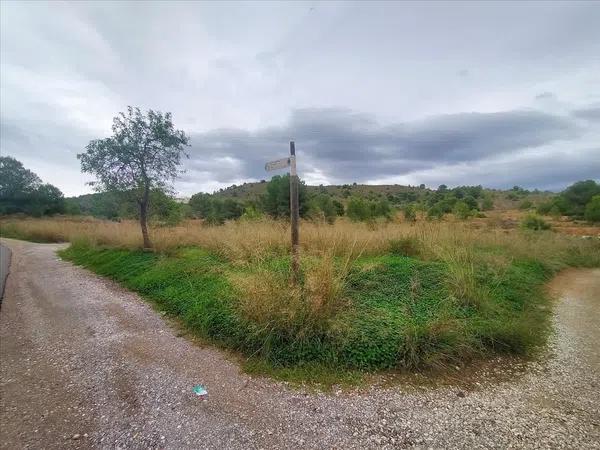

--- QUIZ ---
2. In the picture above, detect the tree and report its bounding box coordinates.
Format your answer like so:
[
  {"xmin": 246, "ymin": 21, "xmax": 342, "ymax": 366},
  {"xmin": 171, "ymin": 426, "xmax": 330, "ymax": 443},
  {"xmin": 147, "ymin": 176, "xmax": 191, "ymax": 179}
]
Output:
[
  {"xmin": 189, "ymin": 193, "xmax": 214, "ymax": 219},
  {"xmin": 310, "ymin": 193, "xmax": 337, "ymax": 224},
  {"xmin": 584, "ymin": 195, "xmax": 600, "ymax": 223},
  {"xmin": 78, "ymin": 107, "xmax": 189, "ymax": 248},
  {"xmin": 261, "ymin": 174, "xmax": 308, "ymax": 219},
  {"xmin": 30, "ymin": 183, "xmax": 65, "ymax": 216},
  {"xmin": 558, "ymin": 180, "xmax": 600, "ymax": 217},
  {"xmin": 0, "ymin": 156, "xmax": 64, "ymax": 216},
  {"xmin": 346, "ymin": 196, "xmax": 370, "ymax": 221},
  {"xmin": 371, "ymin": 198, "xmax": 392, "ymax": 219}
]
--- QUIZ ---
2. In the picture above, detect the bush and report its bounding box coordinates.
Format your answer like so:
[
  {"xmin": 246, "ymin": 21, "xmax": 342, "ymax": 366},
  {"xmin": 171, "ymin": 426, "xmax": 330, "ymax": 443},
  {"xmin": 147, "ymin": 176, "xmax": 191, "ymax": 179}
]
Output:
[
  {"xmin": 427, "ymin": 204, "xmax": 445, "ymax": 220},
  {"xmin": 518, "ymin": 200, "xmax": 533, "ymax": 210},
  {"xmin": 549, "ymin": 205, "xmax": 562, "ymax": 219},
  {"xmin": 521, "ymin": 214, "xmax": 551, "ymax": 231},
  {"xmin": 453, "ymin": 201, "xmax": 473, "ymax": 220},
  {"xmin": 557, "ymin": 180, "xmax": 600, "ymax": 217},
  {"xmin": 481, "ymin": 196, "xmax": 494, "ymax": 211},
  {"xmin": 403, "ymin": 204, "xmax": 417, "ymax": 222},
  {"xmin": 584, "ymin": 195, "xmax": 600, "ymax": 223}
]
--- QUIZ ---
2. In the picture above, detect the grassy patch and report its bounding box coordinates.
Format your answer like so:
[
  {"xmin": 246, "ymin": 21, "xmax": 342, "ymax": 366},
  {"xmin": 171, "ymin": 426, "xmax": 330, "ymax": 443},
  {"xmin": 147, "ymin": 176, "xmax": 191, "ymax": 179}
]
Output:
[
  {"xmin": 58, "ymin": 239, "xmax": 567, "ymax": 381},
  {"xmin": 7, "ymin": 215, "xmax": 596, "ymax": 383}
]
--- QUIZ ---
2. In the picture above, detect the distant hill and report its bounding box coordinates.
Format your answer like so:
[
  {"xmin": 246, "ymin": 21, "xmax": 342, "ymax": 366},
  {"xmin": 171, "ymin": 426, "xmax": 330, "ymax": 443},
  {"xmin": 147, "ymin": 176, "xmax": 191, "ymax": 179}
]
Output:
[
  {"xmin": 209, "ymin": 181, "xmax": 554, "ymax": 210},
  {"xmin": 64, "ymin": 182, "xmax": 556, "ymax": 219}
]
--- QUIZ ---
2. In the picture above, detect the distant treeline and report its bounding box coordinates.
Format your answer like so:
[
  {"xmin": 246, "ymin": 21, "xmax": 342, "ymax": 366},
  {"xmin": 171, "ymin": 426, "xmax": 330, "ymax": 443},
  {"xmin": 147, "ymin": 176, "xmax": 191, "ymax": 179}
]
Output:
[{"xmin": 2, "ymin": 156, "xmax": 599, "ymax": 224}]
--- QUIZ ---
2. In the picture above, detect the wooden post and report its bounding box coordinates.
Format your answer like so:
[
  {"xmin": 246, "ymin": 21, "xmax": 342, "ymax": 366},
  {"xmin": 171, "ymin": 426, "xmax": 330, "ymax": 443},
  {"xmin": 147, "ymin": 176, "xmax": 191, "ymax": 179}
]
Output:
[{"xmin": 289, "ymin": 141, "xmax": 300, "ymax": 282}]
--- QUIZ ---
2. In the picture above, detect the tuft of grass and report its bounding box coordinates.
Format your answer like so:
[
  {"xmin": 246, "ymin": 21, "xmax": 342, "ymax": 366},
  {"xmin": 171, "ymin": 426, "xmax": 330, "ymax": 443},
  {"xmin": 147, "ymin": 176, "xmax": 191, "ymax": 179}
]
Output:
[
  {"xmin": 388, "ymin": 237, "xmax": 421, "ymax": 257},
  {"xmin": 521, "ymin": 214, "xmax": 551, "ymax": 231}
]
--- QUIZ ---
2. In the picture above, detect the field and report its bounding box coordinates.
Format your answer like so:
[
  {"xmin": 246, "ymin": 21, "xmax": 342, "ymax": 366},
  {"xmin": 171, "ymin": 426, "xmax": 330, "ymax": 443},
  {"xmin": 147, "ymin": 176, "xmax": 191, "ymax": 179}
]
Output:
[{"xmin": 2, "ymin": 214, "xmax": 599, "ymax": 382}]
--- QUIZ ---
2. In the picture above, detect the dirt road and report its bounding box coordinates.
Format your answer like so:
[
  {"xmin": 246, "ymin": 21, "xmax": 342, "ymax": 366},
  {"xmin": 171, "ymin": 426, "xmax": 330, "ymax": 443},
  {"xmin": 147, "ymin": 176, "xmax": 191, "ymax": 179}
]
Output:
[{"xmin": 1, "ymin": 238, "xmax": 599, "ymax": 449}]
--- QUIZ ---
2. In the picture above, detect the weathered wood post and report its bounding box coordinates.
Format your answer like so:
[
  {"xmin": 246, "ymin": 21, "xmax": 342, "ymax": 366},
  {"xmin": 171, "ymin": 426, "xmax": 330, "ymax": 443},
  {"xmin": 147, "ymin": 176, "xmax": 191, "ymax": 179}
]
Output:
[{"xmin": 289, "ymin": 141, "xmax": 300, "ymax": 282}]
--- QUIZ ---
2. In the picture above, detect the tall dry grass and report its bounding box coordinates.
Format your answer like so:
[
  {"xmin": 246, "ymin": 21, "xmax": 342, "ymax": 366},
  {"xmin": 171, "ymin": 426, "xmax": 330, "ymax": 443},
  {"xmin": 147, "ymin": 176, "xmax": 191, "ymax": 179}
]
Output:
[{"xmin": 1, "ymin": 215, "xmax": 598, "ymax": 269}]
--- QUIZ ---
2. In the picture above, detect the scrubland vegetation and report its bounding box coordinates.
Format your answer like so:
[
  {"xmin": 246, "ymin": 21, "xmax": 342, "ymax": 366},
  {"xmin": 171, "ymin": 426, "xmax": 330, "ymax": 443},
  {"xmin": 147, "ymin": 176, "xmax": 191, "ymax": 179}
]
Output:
[
  {"xmin": 2, "ymin": 152, "xmax": 599, "ymax": 381},
  {"xmin": 2, "ymin": 214, "xmax": 598, "ymax": 381}
]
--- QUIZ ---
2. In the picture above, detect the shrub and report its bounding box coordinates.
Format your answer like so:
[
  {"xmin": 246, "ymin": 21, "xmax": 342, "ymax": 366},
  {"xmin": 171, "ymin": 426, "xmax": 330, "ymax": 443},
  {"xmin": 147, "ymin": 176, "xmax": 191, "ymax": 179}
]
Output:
[
  {"xmin": 549, "ymin": 205, "xmax": 562, "ymax": 219},
  {"xmin": 481, "ymin": 196, "xmax": 494, "ymax": 211},
  {"xmin": 557, "ymin": 180, "xmax": 600, "ymax": 217},
  {"xmin": 521, "ymin": 214, "xmax": 551, "ymax": 231},
  {"xmin": 403, "ymin": 204, "xmax": 417, "ymax": 222},
  {"xmin": 518, "ymin": 199, "xmax": 533, "ymax": 210},
  {"xmin": 427, "ymin": 204, "xmax": 445, "ymax": 220},
  {"xmin": 453, "ymin": 201, "xmax": 473, "ymax": 220},
  {"xmin": 584, "ymin": 195, "xmax": 600, "ymax": 223}
]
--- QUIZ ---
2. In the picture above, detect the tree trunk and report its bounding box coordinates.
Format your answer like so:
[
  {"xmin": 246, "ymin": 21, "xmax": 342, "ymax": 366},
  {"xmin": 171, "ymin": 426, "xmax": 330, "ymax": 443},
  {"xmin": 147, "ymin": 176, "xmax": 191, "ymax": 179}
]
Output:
[{"xmin": 139, "ymin": 187, "xmax": 151, "ymax": 249}]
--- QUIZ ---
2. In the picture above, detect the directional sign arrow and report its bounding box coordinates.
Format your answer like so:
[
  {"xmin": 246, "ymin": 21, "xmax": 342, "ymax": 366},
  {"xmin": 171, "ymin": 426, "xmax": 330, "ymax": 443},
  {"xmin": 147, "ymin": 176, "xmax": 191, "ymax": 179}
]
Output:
[{"xmin": 265, "ymin": 157, "xmax": 291, "ymax": 171}]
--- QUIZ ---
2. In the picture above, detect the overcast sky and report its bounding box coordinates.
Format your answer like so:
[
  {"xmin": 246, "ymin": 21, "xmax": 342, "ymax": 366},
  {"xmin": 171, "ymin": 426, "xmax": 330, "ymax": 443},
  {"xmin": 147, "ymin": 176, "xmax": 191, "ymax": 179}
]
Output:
[{"xmin": 1, "ymin": 1, "xmax": 599, "ymax": 196}]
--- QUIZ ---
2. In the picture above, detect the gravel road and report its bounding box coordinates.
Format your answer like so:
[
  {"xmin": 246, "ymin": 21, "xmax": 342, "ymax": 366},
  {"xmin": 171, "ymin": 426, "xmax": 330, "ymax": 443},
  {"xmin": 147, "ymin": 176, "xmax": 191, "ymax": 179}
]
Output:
[{"xmin": 1, "ymin": 238, "xmax": 599, "ymax": 449}]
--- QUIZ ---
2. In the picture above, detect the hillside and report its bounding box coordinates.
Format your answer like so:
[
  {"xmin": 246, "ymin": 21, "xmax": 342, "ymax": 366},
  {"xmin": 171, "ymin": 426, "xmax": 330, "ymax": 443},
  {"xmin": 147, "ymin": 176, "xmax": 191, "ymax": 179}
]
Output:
[{"xmin": 210, "ymin": 181, "xmax": 554, "ymax": 209}]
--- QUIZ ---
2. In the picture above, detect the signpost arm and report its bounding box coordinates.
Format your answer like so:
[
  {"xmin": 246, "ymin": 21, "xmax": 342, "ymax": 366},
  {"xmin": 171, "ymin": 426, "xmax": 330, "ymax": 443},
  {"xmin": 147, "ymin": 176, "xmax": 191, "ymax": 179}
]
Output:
[{"xmin": 289, "ymin": 141, "xmax": 300, "ymax": 282}]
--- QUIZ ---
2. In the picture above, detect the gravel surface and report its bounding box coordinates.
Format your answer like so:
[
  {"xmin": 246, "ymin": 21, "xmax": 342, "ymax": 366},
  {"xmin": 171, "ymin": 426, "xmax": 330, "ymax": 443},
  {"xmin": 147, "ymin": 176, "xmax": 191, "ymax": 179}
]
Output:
[{"xmin": 1, "ymin": 238, "xmax": 599, "ymax": 449}]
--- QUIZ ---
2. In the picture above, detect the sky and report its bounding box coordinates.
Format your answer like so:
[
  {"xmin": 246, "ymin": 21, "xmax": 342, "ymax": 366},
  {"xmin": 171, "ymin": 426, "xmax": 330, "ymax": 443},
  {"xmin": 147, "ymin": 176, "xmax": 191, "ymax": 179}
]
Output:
[{"xmin": 1, "ymin": 1, "xmax": 599, "ymax": 197}]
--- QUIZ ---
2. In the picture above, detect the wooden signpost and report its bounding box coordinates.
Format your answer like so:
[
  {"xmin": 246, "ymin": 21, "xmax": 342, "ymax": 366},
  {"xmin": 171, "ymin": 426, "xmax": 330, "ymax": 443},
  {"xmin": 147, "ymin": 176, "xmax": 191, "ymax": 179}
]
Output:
[{"xmin": 265, "ymin": 141, "xmax": 300, "ymax": 282}]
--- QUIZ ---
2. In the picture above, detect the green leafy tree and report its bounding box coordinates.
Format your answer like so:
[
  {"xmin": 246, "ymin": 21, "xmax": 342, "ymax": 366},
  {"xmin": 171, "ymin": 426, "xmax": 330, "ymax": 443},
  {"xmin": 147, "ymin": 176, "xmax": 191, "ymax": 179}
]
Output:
[
  {"xmin": 311, "ymin": 193, "xmax": 337, "ymax": 224},
  {"xmin": 189, "ymin": 193, "xmax": 213, "ymax": 218},
  {"xmin": 346, "ymin": 196, "xmax": 370, "ymax": 221},
  {"xmin": 584, "ymin": 195, "xmax": 600, "ymax": 223},
  {"xmin": 78, "ymin": 107, "xmax": 189, "ymax": 247},
  {"xmin": 29, "ymin": 184, "xmax": 65, "ymax": 216},
  {"xmin": 558, "ymin": 180, "xmax": 600, "ymax": 217},
  {"xmin": 371, "ymin": 198, "xmax": 392, "ymax": 219},
  {"xmin": 0, "ymin": 156, "xmax": 64, "ymax": 216},
  {"xmin": 261, "ymin": 174, "xmax": 308, "ymax": 219},
  {"xmin": 189, "ymin": 193, "xmax": 243, "ymax": 224}
]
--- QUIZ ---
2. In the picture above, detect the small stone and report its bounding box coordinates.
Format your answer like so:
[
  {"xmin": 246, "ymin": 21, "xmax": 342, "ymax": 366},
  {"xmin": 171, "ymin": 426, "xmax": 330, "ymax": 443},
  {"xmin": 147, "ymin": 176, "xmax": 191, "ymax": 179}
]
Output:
[
  {"xmin": 456, "ymin": 391, "xmax": 466, "ymax": 398},
  {"xmin": 72, "ymin": 434, "xmax": 81, "ymax": 440}
]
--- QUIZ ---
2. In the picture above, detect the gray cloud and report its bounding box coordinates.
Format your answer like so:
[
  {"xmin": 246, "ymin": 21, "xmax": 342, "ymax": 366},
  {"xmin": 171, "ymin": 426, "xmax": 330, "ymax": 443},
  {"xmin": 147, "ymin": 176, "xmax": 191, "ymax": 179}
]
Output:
[
  {"xmin": 181, "ymin": 108, "xmax": 583, "ymax": 188},
  {"xmin": 1, "ymin": 1, "xmax": 599, "ymax": 195},
  {"xmin": 572, "ymin": 105, "xmax": 600, "ymax": 122}
]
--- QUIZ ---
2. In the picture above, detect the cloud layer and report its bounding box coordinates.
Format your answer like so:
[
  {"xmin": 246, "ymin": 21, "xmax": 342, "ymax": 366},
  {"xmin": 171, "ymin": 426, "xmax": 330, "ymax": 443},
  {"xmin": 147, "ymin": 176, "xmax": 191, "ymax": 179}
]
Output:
[{"xmin": 1, "ymin": 1, "xmax": 599, "ymax": 195}]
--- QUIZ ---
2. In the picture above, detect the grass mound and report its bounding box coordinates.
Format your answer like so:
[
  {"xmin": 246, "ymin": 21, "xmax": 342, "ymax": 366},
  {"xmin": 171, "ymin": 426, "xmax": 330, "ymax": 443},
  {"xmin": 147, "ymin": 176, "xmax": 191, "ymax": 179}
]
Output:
[{"xmin": 60, "ymin": 242, "xmax": 556, "ymax": 375}]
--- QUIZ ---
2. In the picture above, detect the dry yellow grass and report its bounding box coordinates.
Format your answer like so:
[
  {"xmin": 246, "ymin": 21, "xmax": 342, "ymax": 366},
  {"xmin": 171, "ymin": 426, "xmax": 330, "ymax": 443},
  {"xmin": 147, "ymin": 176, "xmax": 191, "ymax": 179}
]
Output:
[{"xmin": 1, "ymin": 215, "xmax": 598, "ymax": 270}]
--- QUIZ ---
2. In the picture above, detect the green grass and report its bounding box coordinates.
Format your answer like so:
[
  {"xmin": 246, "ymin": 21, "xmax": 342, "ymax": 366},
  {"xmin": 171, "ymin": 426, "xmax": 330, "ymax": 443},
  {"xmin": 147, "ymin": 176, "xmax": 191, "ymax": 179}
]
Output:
[{"xmin": 58, "ymin": 239, "xmax": 564, "ymax": 383}]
